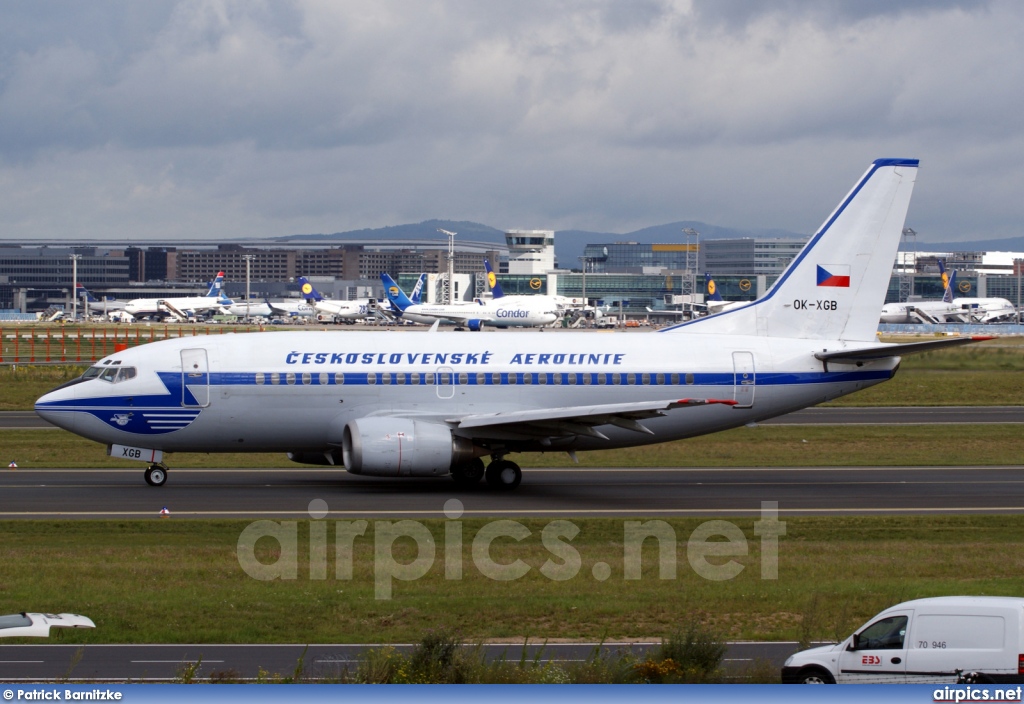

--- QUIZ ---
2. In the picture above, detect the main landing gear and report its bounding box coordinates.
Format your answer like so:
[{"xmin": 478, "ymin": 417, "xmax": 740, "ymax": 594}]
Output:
[
  {"xmin": 144, "ymin": 463, "xmax": 168, "ymax": 487},
  {"xmin": 450, "ymin": 457, "xmax": 522, "ymax": 490}
]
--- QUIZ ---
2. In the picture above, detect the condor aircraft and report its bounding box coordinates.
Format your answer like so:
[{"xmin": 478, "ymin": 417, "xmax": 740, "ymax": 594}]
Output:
[
  {"xmin": 382, "ymin": 273, "xmax": 560, "ymax": 330},
  {"xmin": 36, "ymin": 159, "xmax": 987, "ymax": 490}
]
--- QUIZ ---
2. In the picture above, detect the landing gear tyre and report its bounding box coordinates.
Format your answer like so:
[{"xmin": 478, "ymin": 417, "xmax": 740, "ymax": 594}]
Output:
[
  {"xmin": 451, "ymin": 458, "xmax": 485, "ymax": 486},
  {"xmin": 797, "ymin": 668, "xmax": 835, "ymax": 684},
  {"xmin": 145, "ymin": 464, "xmax": 167, "ymax": 487},
  {"xmin": 485, "ymin": 460, "xmax": 522, "ymax": 490}
]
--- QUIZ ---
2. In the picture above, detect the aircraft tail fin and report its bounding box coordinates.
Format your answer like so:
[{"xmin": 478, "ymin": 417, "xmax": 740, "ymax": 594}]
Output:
[
  {"xmin": 704, "ymin": 273, "xmax": 724, "ymax": 302},
  {"xmin": 381, "ymin": 273, "xmax": 414, "ymax": 310},
  {"xmin": 298, "ymin": 276, "xmax": 323, "ymax": 302},
  {"xmin": 409, "ymin": 274, "xmax": 427, "ymax": 305},
  {"xmin": 205, "ymin": 272, "xmax": 225, "ymax": 297},
  {"xmin": 942, "ymin": 270, "xmax": 956, "ymax": 304},
  {"xmin": 75, "ymin": 283, "xmax": 99, "ymax": 303},
  {"xmin": 484, "ymin": 260, "xmax": 505, "ymax": 298},
  {"xmin": 663, "ymin": 158, "xmax": 919, "ymax": 342}
]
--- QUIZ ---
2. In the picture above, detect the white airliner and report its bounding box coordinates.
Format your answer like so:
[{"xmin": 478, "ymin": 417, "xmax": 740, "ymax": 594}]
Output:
[
  {"xmin": 382, "ymin": 273, "xmax": 560, "ymax": 330},
  {"xmin": 76, "ymin": 284, "xmax": 128, "ymax": 314},
  {"xmin": 123, "ymin": 273, "xmax": 232, "ymax": 320},
  {"xmin": 303, "ymin": 276, "xmax": 413, "ymax": 324},
  {"xmin": 881, "ymin": 261, "xmax": 1019, "ymax": 324},
  {"xmin": 879, "ymin": 264, "xmax": 959, "ymax": 324},
  {"xmin": 36, "ymin": 159, "xmax": 988, "ymax": 490}
]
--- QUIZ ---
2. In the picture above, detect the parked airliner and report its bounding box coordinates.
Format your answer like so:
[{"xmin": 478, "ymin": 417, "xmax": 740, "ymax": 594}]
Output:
[
  {"xmin": 123, "ymin": 273, "xmax": 232, "ymax": 320},
  {"xmin": 36, "ymin": 159, "xmax": 987, "ymax": 490},
  {"xmin": 879, "ymin": 264, "xmax": 959, "ymax": 324},
  {"xmin": 382, "ymin": 273, "xmax": 560, "ymax": 330}
]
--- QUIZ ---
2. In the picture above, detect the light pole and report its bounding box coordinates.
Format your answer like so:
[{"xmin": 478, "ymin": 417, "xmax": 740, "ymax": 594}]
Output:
[
  {"xmin": 243, "ymin": 254, "xmax": 255, "ymax": 320},
  {"xmin": 70, "ymin": 254, "xmax": 81, "ymax": 321},
  {"xmin": 438, "ymin": 229, "xmax": 456, "ymax": 304}
]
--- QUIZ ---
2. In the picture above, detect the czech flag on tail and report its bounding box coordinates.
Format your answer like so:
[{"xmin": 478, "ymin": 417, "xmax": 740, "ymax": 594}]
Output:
[{"xmin": 816, "ymin": 264, "xmax": 851, "ymax": 288}]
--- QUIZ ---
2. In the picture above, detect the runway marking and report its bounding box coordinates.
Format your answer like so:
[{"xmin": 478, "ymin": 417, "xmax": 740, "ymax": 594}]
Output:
[
  {"xmin": 5, "ymin": 465, "xmax": 1023, "ymax": 474},
  {"xmin": 131, "ymin": 660, "xmax": 225, "ymax": 664},
  {"xmin": 2, "ymin": 506, "xmax": 1024, "ymax": 517}
]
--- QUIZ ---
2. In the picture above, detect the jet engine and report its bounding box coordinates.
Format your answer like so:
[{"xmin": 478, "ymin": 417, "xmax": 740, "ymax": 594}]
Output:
[
  {"xmin": 342, "ymin": 417, "xmax": 477, "ymax": 477},
  {"xmin": 467, "ymin": 319, "xmax": 484, "ymax": 331}
]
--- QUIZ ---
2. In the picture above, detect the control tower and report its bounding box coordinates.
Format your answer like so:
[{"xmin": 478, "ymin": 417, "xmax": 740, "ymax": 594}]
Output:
[{"xmin": 505, "ymin": 229, "xmax": 555, "ymax": 275}]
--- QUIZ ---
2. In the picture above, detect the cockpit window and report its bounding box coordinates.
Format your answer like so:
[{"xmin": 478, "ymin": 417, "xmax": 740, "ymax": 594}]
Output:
[
  {"xmin": 96, "ymin": 366, "xmax": 136, "ymax": 383},
  {"xmin": 82, "ymin": 367, "xmax": 103, "ymax": 380}
]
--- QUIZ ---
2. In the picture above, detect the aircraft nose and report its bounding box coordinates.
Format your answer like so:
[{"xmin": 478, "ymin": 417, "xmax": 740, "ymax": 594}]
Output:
[{"xmin": 34, "ymin": 388, "xmax": 77, "ymax": 432}]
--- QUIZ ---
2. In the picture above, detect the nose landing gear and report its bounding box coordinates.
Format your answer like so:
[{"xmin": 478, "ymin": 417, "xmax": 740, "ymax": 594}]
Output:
[{"xmin": 144, "ymin": 463, "xmax": 168, "ymax": 486}]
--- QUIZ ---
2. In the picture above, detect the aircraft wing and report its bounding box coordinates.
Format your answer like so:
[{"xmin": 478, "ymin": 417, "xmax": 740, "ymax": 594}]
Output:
[
  {"xmin": 447, "ymin": 397, "xmax": 736, "ymax": 440},
  {"xmin": 814, "ymin": 336, "xmax": 994, "ymax": 363}
]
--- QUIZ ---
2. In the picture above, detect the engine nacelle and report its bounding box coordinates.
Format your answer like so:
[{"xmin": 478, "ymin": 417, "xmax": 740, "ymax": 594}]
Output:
[
  {"xmin": 342, "ymin": 417, "xmax": 475, "ymax": 477},
  {"xmin": 467, "ymin": 319, "xmax": 484, "ymax": 331}
]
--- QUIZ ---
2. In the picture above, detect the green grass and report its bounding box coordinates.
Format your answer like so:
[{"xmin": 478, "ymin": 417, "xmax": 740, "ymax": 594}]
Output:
[
  {"xmin": 3, "ymin": 423, "xmax": 1022, "ymax": 468},
  {"xmin": 1, "ymin": 516, "xmax": 1022, "ymax": 644}
]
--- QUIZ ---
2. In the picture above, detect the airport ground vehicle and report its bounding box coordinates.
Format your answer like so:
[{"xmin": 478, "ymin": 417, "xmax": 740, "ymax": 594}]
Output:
[
  {"xmin": 0, "ymin": 612, "xmax": 95, "ymax": 638},
  {"xmin": 782, "ymin": 597, "xmax": 1024, "ymax": 684}
]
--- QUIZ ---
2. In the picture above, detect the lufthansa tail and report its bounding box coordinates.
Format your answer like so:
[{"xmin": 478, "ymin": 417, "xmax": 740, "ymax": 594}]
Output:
[
  {"xmin": 665, "ymin": 158, "xmax": 919, "ymax": 342},
  {"xmin": 298, "ymin": 277, "xmax": 324, "ymax": 302},
  {"xmin": 484, "ymin": 260, "xmax": 505, "ymax": 299},
  {"xmin": 704, "ymin": 273, "xmax": 724, "ymax": 303},
  {"xmin": 942, "ymin": 270, "xmax": 956, "ymax": 304}
]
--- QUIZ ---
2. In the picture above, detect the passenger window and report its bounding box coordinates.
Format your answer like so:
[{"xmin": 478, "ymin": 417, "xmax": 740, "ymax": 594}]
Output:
[
  {"xmin": 856, "ymin": 616, "xmax": 908, "ymax": 650},
  {"xmin": 335, "ymin": 373, "xmax": 345, "ymax": 385},
  {"xmin": 424, "ymin": 373, "xmax": 435, "ymax": 385},
  {"xmin": 397, "ymin": 372, "xmax": 406, "ymax": 385},
  {"xmin": 553, "ymin": 373, "xmax": 562, "ymax": 385},
  {"xmin": 567, "ymin": 373, "xmax": 576, "ymax": 385},
  {"xmin": 319, "ymin": 373, "xmax": 328, "ymax": 385},
  {"xmin": 302, "ymin": 373, "xmax": 311, "ymax": 385},
  {"xmin": 582, "ymin": 374, "xmax": 591, "ymax": 385},
  {"xmin": 538, "ymin": 373, "xmax": 547, "ymax": 385},
  {"xmin": 367, "ymin": 373, "xmax": 377, "ymax": 385},
  {"xmin": 597, "ymin": 373, "xmax": 607, "ymax": 385},
  {"xmin": 410, "ymin": 373, "xmax": 420, "ymax": 385},
  {"xmin": 508, "ymin": 373, "xmax": 517, "ymax": 385},
  {"xmin": 476, "ymin": 373, "xmax": 485, "ymax": 385},
  {"xmin": 642, "ymin": 373, "xmax": 650, "ymax": 385},
  {"xmin": 523, "ymin": 373, "xmax": 532, "ymax": 385},
  {"xmin": 670, "ymin": 373, "xmax": 679, "ymax": 385},
  {"xmin": 270, "ymin": 372, "xmax": 280, "ymax": 385},
  {"xmin": 655, "ymin": 373, "xmax": 664, "ymax": 385},
  {"xmin": 491, "ymin": 372, "xmax": 501, "ymax": 385},
  {"xmin": 255, "ymin": 372, "xmax": 265, "ymax": 385},
  {"xmin": 685, "ymin": 373, "xmax": 695, "ymax": 385},
  {"xmin": 381, "ymin": 372, "xmax": 391, "ymax": 385},
  {"xmin": 458, "ymin": 372, "xmax": 468, "ymax": 385},
  {"xmin": 286, "ymin": 372, "xmax": 296, "ymax": 385}
]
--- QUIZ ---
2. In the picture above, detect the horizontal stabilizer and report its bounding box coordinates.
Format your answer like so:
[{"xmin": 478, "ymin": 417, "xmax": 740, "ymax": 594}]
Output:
[{"xmin": 814, "ymin": 336, "xmax": 993, "ymax": 363}]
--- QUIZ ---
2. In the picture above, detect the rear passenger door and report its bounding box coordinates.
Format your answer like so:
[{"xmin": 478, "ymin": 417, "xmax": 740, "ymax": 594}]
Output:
[{"xmin": 837, "ymin": 611, "xmax": 911, "ymax": 683}]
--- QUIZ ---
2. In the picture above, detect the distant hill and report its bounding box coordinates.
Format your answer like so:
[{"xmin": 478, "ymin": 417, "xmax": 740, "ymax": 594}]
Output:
[{"xmin": 281, "ymin": 219, "xmax": 811, "ymax": 268}]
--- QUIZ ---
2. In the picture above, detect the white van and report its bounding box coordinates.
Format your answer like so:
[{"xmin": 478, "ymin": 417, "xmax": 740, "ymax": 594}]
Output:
[{"xmin": 782, "ymin": 596, "xmax": 1024, "ymax": 684}]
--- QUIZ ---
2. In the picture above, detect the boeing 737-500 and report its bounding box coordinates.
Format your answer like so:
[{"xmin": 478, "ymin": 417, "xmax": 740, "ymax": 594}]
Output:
[{"xmin": 36, "ymin": 159, "xmax": 989, "ymax": 490}]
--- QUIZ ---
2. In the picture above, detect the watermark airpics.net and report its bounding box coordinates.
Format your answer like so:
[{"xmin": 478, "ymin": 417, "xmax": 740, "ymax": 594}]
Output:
[{"xmin": 236, "ymin": 500, "xmax": 786, "ymax": 600}]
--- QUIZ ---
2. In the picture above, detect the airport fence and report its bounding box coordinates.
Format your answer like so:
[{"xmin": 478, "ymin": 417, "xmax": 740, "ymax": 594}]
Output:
[
  {"xmin": 0, "ymin": 325, "xmax": 266, "ymax": 365},
  {"xmin": 878, "ymin": 323, "xmax": 1024, "ymax": 336}
]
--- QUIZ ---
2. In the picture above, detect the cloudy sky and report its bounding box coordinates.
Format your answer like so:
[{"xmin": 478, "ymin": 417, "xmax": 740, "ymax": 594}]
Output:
[{"xmin": 1, "ymin": 0, "xmax": 1022, "ymax": 243}]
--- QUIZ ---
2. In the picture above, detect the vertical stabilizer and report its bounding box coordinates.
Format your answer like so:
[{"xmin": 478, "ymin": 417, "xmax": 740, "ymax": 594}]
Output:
[
  {"xmin": 704, "ymin": 273, "xmax": 724, "ymax": 302},
  {"xmin": 410, "ymin": 274, "xmax": 427, "ymax": 304},
  {"xmin": 942, "ymin": 270, "xmax": 956, "ymax": 304},
  {"xmin": 663, "ymin": 159, "xmax": 918, "ymax": 342},
  {"xmin": 381, "ymin": 273, "xmax": 414, "ymax": 310},
  {"xmin": 205, "ymin": 272, "xmax": 225, "ymax": 297},
  {"xmin": 298, "ymin": 277, "xmax": 323, "ymax": 302},
  {"xmin": 484, "ymin": 260, "xmax": 505, "ymax": 298}
]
